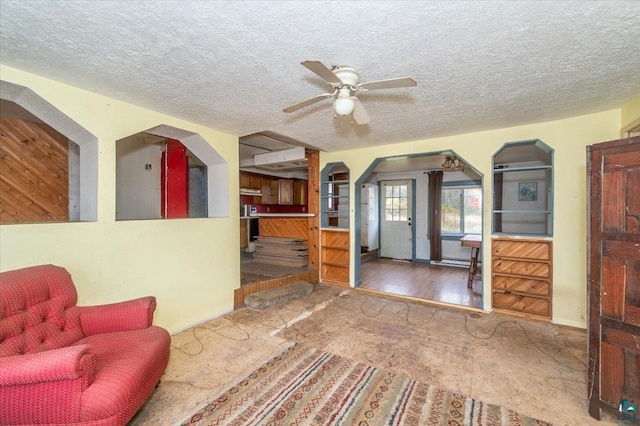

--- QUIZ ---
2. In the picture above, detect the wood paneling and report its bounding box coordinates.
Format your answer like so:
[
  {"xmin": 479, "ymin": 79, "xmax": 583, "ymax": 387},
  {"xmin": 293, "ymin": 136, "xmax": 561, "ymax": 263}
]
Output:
[
  {"xmin": 307, "ymin": 149, "xmax": 320, "ymax": 270},
  {"xmin": 0, "ymin": 116, "xmax": 69, "ymax": 224},
  {"xmin": 259, "ymin": 217, "xmax": 308, "ymax": 240},
  {"xmin": 491, "ymin": 237, "xmax": 552, "ymax": 319}
]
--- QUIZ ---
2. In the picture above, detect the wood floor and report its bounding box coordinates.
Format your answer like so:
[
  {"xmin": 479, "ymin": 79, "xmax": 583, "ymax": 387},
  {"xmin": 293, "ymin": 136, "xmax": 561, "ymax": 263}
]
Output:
[{"xmin": 359, "ymin": 258, "xmax": 482, "ymax": 309}]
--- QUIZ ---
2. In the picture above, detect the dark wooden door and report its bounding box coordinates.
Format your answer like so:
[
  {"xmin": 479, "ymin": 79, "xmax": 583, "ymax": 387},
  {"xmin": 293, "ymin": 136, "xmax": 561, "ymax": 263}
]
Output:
[{"xmin": 588, "ymin": 136, "xmax": 640, "ymax": 421}]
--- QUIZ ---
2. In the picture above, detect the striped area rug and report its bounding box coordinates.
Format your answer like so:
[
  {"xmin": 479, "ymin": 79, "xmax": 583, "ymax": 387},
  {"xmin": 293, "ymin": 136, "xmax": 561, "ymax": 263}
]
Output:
[{"xmin": 182, "ymin": 343, "xmax": 550, "ymax": 425}]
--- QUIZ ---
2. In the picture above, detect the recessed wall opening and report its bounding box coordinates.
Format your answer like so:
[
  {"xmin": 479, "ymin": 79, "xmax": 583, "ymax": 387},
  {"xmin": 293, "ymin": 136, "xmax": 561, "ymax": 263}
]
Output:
[
  {"xmin": 116, "ymin": 125, "xmax": 228, "ymax": 221},
  {"xmin": 492, "ymin": 140, "xmax": 553, "ymax": 236},
  {"xmin": 319, "ymin": 162, "xmax": 352, "ymax": 286},
  {"xmin": 354, "ymin": 151, "xmax": 484, "ymax": 310},
  {"xmin": 321, "ymin": 163, "xmax": 350, "ymax": 229},
  {"xmin": 0, "ymin": 81, "xmax": 98, "ymax": 223}
]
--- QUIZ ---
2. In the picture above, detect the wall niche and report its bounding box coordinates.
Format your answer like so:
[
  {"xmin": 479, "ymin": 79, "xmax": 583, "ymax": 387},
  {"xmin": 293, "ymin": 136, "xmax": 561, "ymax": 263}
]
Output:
[{"xmin": 492, "ymin": 140, "xmax": 553, "ymax": 236}]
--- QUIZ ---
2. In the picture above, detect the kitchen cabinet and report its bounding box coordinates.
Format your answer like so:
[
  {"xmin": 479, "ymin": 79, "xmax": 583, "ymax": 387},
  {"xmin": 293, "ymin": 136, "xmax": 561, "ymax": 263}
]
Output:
[
  {"xmin": 294, "ymin": 180, "xmax": 307, "ymax": 206},
  {"xmin": 260, "ymin": 177, "xmax": 278, "ymax": 204},
  {"xmin": 240, "ymin": 172, "xmax": 251, "ymax": 189},
  {"xmin": 279, "ymin": 179, "xmax": 294, "ymax": 205},
  {"xmin": 250, "ymin": 175, "xmax": 262, "ymax": 190}
]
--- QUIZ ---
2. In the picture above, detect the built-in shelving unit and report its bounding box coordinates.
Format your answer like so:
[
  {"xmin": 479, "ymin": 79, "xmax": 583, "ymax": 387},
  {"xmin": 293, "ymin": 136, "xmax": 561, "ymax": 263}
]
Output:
[
  {"xmin": 320, "ymin": 164, "xmax": 350, "ymax": 229},
  {"xmin": 492, "ymin": 140, "xmax": 554, "ymax": 237}
]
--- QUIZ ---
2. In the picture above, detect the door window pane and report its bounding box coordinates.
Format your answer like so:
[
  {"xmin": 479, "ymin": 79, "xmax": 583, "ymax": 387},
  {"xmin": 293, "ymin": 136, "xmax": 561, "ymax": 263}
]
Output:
[{"xmin": 385, "ymin": 184, "xmax": 409, "ymax": 222}]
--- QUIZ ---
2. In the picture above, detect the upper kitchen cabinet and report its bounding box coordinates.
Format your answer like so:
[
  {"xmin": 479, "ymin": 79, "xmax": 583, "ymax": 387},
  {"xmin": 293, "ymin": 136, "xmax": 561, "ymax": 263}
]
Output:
[
  {"xmin": 279, "ymin": 179, "xmax": 294, "ymax": 205},
  {"xmin": 294, "ymin": 180, "xmax": 307, "ymax": 206},
  {"xmin": 492, "ymin": 140, "xmax": 554, "ymax": 236}
]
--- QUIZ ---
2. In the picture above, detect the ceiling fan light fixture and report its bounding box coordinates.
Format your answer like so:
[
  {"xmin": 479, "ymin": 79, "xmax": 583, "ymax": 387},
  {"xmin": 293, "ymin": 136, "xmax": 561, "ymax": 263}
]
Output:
[
  {"xmin": 334, "ymin": 95, "xmax": 355, "ymax": 116},
  {"xmin": 442, "ymin": 155, "xmax": 465, "ymax": 171}
]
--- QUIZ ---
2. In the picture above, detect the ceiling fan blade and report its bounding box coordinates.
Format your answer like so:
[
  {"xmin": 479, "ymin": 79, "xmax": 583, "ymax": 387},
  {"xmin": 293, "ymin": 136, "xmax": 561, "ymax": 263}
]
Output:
[
  {"xmin": 283, "ymin": 92, "xmax": 335, "ymax": 113},
  {"xmin": 351, "ymin": 97, "xmax": 371, "ymax": 125},
  {"xmin": 301, "ymin": 60, "xmax": 343, "ymax": 84},
  {"xmin": 357, "ymin": 77, "xmax": 417, "ymax": 91}
]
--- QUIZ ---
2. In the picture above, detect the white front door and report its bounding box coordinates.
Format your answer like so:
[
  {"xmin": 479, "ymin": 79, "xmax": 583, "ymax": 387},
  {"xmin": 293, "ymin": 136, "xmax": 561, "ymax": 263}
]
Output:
[{"xmin": 380, "ymin": 180, "xmax": 412, "ymax": 260}]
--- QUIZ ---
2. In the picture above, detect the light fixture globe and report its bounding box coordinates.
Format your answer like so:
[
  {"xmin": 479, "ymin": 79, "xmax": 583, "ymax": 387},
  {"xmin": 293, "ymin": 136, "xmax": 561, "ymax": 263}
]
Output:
[
  {"xmin": 334, "ymin": 97, "xmax": 355, "ymax": 116},
  {"xmin": 334, "ymin": 87, "xmax": 355, "ymax": 116}
]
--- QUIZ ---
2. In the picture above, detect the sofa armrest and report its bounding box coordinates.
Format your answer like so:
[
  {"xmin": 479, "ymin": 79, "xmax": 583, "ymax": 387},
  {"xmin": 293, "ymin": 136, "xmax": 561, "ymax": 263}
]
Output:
[
  {"xmin": 0, "ymin": 344, "xmax": 95, "ymax": 386},
  {"xmin": 79, "ymin": 296, "xmax": 157, "ymax": 336},
  {"xmin": 0, "ymin": 345, "xmax": 95, "ymax": 424}
]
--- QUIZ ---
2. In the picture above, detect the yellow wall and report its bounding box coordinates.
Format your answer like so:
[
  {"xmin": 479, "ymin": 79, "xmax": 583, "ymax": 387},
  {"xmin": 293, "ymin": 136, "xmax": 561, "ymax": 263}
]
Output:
[
  {"xmin": 0, "ymin": 65, "xmax": 240, "ymax": 334},
  {"xmin": 322, "ymin": 110, "xmax": 621, "ymax": 328},
  {"xmin": 621, "ymin": 93, "xmax": 640, "ymax": 130}
]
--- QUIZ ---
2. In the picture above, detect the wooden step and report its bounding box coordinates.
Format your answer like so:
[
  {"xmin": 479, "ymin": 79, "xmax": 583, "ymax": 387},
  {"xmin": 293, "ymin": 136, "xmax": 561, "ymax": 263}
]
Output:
[{"xmin": 244, "ymin": 280, "xmax": 314, "ymax": 310}]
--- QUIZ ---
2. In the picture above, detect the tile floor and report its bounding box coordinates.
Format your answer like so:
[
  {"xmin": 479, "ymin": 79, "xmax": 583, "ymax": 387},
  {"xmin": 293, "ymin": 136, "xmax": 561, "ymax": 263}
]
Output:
[{"xmin": 130, "ymin": 284, "xmax": 616, "ymax": 425}]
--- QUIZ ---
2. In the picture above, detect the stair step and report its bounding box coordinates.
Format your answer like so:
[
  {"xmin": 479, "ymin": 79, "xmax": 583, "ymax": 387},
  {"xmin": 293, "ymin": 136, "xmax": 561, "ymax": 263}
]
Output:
[{"xmin": 244, "ymin": 280, "xmax": 314, "ymax": 310}]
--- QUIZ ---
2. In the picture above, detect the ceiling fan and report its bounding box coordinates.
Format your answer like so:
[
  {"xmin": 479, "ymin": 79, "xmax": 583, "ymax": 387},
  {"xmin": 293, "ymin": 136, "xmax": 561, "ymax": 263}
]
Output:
[{"xmin": 283, "ymin": 60, "xmax": 417, "ymax": 125}]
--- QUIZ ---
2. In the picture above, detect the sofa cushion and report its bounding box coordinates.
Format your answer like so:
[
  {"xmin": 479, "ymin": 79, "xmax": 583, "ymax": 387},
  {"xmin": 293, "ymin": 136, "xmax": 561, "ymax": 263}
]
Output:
[
  {"xmin": 77, "ymin": 326, "xmax": 171, "ymax": 422},
  {"xmin": 0, "ymin": 265, "xmax": 84, "ymax": 356}
]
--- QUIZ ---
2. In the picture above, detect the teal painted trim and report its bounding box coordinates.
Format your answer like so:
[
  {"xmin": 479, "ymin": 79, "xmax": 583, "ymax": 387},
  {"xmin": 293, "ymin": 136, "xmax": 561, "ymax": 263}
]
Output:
[
  {"xmin": 413, "ymin": 258, "xmax": 431, "ymax": 264},
  {"xmin": 442, "ymin": 180, "xmax": 481, "ymax": 187},
  {"xmin": 441, "ymin": 234, "xmax": 466, "ymax": 241},
  {"xmin": 411, "ymin": 179, "xmax": 417, "ymax": 261},
  {"xmin": 493, "ymin": 165, "xmax": 551, "ymax": 173},
  {"xmin": 353, "ymin": 158, "xmax": 386, "ymax": 288},
  {"xmin": 321, "ymin": 179, "xmax": 349, "ymax": 184}
]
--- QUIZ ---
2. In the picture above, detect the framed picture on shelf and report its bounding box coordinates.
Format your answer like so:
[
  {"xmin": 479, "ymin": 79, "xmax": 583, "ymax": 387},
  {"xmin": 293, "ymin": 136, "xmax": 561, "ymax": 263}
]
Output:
[{"xmin": 518, "ymin": 182, "xmax": 537, "ymax": 201}]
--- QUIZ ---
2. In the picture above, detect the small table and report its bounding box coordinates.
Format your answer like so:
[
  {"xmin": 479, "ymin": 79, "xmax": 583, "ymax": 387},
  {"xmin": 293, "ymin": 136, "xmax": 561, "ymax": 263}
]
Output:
[{"xmin": 460, "ymin": 234, "xmax": 482, "ymax": 288}]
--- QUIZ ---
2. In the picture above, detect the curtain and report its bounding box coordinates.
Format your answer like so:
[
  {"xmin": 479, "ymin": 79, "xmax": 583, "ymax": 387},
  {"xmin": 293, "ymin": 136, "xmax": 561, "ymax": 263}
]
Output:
[{"xmin": 428, "ymin": 171, "xmax": 444, "ymax": 261}]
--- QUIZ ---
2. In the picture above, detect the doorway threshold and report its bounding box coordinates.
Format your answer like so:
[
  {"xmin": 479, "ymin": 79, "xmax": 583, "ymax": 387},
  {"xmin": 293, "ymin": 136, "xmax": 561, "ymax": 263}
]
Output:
[{"xmin": 354, "ymin": 286, "xmax": 483, "ymax": 314}]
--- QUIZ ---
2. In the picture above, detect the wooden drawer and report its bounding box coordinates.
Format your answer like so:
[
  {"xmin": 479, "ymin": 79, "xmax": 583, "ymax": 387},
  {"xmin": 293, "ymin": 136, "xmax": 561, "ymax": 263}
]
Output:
[
  {"xmin": 492, "ymin": 275, "xmax": 550, "ymax": 296},
  {"xmin": 322, "ymin": 264, "xmax": 349, "ymax": 283},
  {"xmin": 493, "ymin": 291, "xmax": 550, "ymax": 317},
  {"xmin": 492, "ymin": 238, "xmax": 550, "ymax": 261},
  {"xmin": 493, "ymin": 259, "xmax": 549, "ymax": 278}
]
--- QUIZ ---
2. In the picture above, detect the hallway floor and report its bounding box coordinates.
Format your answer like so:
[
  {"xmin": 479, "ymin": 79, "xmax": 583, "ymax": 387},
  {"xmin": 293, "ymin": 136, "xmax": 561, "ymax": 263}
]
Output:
[
  {"xmin": 131, "ymin": 284, "xmax": 614, "ymax": 425},
  {"xmin": 360, "ymin": 258, "xmax": 483, "ymax": 309}
]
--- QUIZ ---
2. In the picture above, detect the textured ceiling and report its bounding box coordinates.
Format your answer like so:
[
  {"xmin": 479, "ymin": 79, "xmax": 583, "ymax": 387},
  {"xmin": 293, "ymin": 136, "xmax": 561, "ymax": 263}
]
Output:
[{"xmin": 1, "ymin": 1, "xmax": 639, "ymax": 153}]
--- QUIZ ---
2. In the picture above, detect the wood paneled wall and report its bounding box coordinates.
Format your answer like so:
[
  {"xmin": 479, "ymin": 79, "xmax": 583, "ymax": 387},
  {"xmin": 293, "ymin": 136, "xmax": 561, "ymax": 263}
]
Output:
[
  {"xmin": 259, "ymin": 217, "xmax": 309, "ymax": 240},
  {"xmin": 0, "ymin": 116, "xmax": 69, "ymax": 224}
]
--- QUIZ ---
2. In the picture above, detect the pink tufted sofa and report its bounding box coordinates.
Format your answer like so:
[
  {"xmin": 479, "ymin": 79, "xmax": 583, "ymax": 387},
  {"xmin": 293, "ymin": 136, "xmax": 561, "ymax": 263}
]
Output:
[{"xmin": 0, "ymin": 264, "xmax": 171, "ymax": 425}]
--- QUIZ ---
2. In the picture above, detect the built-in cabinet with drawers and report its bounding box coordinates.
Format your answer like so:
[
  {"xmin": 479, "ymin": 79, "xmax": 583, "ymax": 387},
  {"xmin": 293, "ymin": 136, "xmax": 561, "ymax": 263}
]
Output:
[{"xmin": 491, "ymin": 237, "xmax": 553, "ymax": 319}]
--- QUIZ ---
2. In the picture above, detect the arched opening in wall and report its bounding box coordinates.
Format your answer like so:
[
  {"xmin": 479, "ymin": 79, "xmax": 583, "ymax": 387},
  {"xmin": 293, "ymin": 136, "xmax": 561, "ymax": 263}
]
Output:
[
  {"xmin": 116, "ymin": 125, "xmax": 228, "ymax": 220},
  {"xmin": 0, "ymin": 81, "xmax": 98, "ymax": 223},
  {"xmin": 319, "ymin": 162, "xmax": 351, "ymax": 286},
  {"xmin": 354, "ymin": 150, "xmax": 484, "ymax": 310}
]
